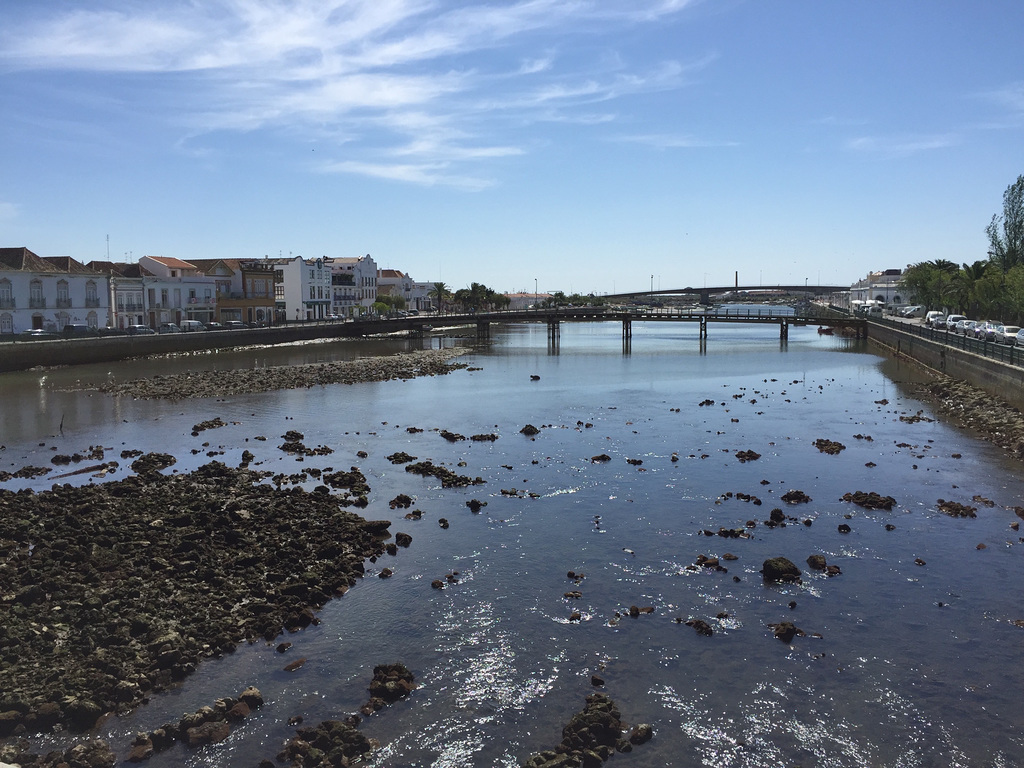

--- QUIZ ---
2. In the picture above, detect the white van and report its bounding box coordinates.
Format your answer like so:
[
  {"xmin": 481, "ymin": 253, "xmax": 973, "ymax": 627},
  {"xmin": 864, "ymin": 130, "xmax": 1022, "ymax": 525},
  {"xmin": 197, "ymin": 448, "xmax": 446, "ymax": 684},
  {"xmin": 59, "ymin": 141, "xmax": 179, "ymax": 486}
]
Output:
[{"xmin": 180, "ymin": 320, "xmax": 205, "ymax": 332}]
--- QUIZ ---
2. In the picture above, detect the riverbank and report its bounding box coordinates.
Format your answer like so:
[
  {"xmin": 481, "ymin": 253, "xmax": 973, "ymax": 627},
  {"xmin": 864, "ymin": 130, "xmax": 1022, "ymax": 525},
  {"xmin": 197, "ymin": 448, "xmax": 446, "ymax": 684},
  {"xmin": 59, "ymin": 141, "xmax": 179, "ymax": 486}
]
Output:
[{"xmin": 93, "ymin": 347, "xmax": 470, "ymax": 399}]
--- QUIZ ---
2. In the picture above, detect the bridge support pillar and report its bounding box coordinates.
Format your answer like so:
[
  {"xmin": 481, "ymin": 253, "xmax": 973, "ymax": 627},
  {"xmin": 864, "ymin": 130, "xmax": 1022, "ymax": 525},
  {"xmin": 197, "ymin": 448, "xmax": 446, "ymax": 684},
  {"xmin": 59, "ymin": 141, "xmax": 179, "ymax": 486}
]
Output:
[
  {"xmin": 622, "ymin": 317, "xmax": 631, "ymax": 340},
  {"xmin": 699, "ymin": 316, "xmax": 707, "ymax": 339},
  {"xmin": 780, "ymin": 319, "xmax": 789, "ymax": 340},
  {"xmin": 547, "ymin": 318, "xmax": 560, "ymax": 343},
  {"xmin": 476, "ymin": 321, "xmax": 490, "ymax": 339}
]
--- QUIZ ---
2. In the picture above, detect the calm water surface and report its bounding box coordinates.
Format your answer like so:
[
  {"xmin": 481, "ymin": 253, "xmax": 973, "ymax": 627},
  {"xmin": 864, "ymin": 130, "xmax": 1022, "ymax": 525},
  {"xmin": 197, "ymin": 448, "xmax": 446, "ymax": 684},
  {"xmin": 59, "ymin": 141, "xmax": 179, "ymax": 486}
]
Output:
[{"xmin": 2, "ymin": 318, "xmax": 1023, "ymax": 768}]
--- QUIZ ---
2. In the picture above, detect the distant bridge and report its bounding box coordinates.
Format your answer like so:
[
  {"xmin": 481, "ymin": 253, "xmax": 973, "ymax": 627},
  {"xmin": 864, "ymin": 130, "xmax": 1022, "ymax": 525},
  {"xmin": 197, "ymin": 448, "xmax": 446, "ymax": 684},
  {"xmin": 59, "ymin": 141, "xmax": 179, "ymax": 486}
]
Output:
[{"xmin": 603, "ymin": 285, "xmax": 847, "ymax": 302}]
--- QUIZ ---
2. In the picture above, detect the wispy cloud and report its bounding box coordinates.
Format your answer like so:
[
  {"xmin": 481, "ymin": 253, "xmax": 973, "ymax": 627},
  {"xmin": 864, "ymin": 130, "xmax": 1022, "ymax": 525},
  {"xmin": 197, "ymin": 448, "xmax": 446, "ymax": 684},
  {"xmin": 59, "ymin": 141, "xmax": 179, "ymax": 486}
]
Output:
[
  {"xmin": 318, "ymin": 159, "xmax": 494, "ymax": 190},
  {"xmin": 846, "ymin": 134, "xmax": 957, "ymax": 156},
  {"xmin": 0, "ymin": 0, "xmax": 702, "ymax": 187},
  {"xmin": 613, "ymin": 133, "xmax": 738, "ymax": 149}
]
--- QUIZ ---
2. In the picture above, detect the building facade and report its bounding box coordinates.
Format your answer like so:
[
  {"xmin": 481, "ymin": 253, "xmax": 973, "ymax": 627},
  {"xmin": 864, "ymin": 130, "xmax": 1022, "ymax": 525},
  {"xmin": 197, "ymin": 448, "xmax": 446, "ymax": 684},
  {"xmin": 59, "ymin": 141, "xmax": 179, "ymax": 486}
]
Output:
[
  {"xmin": 271, "ymin": 256, "xmax": 333, "ymax": 322},
  {"xmin": 137, "ymin": 256, "xmax": 219, "ymax": 327},
  {"xmin": 330, "ymin": 255, "xmax": 378, "ymax": 317},
  {"xmin": 0, "ymin": 247, "xmax": 108, "ymax": 334}
]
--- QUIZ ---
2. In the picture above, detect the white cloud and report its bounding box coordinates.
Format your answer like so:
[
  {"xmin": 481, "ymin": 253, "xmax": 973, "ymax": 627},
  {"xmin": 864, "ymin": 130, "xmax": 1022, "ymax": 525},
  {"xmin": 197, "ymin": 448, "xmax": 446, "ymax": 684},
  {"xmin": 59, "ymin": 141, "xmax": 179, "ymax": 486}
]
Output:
[
  {"xmin": 319, "ymin": 159, "xmax": 494, "ymax": 190},
  {"xmin": 614, "ymin": 133, "xmax": 738, "ymax": 149},
  {"xmin": 0, "ymin": 0, "xmax": 702, "ymax": 185},
  {"xmin": 846, "ymin": 134, "xmax": 957, "ymax": 156}
]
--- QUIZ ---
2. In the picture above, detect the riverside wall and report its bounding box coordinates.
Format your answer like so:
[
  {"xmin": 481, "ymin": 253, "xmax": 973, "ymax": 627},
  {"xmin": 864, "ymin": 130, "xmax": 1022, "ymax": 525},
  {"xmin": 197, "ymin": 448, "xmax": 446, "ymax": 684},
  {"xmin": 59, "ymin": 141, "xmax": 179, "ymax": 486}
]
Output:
[
  {"xmin": 868, "ymin": 321, "xmax": 1024, "ymax": 411},
  {"xmin": 0, "ymin": 323, "xmax": 393, "ymax": 374}
]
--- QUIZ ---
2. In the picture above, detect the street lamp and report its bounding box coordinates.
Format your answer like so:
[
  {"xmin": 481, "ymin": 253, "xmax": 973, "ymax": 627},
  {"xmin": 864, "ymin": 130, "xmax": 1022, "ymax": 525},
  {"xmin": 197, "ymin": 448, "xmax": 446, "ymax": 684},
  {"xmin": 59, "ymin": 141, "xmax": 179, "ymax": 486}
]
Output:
[{"xmin": 535, "ymin": 278, "xmax": 538, "ymax": 309}]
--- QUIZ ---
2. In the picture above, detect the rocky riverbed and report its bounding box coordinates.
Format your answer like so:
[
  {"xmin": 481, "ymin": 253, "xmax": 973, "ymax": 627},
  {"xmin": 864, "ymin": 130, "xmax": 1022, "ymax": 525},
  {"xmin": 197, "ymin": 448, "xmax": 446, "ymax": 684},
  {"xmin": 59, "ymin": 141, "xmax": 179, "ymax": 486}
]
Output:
[
  {"xmin": 0, "ymin": 459, "xmax": 394, "ymax": 737},
  {"xmin": 94, "ymin": 348, "xmax": 470, "ymax": 399}
]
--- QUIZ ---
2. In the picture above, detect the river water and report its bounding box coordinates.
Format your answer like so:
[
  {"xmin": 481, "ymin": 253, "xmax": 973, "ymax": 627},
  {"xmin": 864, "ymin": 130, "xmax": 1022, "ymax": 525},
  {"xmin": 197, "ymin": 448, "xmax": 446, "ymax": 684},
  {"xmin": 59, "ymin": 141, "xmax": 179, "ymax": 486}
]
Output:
[{"xmin": 2, "ymin": 315, "xmax": 1024, "ymax": 768}]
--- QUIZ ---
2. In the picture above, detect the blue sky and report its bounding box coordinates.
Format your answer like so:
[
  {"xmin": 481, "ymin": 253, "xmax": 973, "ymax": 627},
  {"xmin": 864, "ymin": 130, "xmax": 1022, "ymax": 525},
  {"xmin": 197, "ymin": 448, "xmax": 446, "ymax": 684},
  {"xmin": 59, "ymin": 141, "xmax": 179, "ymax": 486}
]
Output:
[{"xmin": 2, "ymin": 0, "xmax": 1023, "ymax": 295}]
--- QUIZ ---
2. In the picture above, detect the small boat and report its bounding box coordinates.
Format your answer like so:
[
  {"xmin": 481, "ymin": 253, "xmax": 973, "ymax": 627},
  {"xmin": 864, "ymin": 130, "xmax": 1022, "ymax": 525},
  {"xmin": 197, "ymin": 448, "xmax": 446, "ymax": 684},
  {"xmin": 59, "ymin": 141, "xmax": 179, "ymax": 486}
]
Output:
[{"xmin": 817, "ymin": 326, "xmax": 834, "ymax": 335}]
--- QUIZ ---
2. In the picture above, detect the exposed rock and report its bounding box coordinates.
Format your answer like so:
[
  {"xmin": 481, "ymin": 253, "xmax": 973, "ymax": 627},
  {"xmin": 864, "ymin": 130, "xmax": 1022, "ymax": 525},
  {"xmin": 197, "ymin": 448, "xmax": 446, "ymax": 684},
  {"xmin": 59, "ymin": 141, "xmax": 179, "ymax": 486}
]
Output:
[
  {"xmin": 761, "ymin": 557, "xmax": 801, "ymax": 583},
  {"xmin": 842, "ymin": 490, "xmax": 896, "ymax": 510}
]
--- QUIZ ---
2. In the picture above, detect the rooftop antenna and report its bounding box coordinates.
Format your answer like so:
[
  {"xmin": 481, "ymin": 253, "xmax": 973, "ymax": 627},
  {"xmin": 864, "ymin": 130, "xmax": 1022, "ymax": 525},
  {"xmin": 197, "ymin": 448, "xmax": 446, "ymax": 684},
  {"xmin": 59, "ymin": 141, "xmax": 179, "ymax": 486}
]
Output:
[{"xmin": 106, "ymin": 234, "xmax": 110, "ymax": 261}]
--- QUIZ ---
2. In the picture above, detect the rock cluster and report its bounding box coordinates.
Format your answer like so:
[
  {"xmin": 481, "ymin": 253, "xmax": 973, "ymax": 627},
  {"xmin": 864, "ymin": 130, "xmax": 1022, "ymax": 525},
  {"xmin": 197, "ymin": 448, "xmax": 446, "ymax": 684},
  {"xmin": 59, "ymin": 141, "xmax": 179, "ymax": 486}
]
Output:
[
  {"xmin": 125, "ymin": 687, "xmax": 264, "ymax": 761},
  {"xmin": 95, "ymin": 348, "xmax": 469, "ymax": 400},
  {"xmin": 813, "ymin": 438, "xmax": 846, "ymax": 454},
  {"xmin": 0, "ymin": 739, "xmax": 116, "ymax": 768},
  {"xmin": 0, "ymin": 462, "xmax": 389, "ymax": 734},
  {"xmin": 271, "ymin": 720, "xmax": 372, "ymax": 768},
  {"xmin": 841, "ymin": 491, "xmax": 897, "ymax": 510},
  {"xmin": 520, "ymin": 694, "xmax": 651, "ymax": 768}
]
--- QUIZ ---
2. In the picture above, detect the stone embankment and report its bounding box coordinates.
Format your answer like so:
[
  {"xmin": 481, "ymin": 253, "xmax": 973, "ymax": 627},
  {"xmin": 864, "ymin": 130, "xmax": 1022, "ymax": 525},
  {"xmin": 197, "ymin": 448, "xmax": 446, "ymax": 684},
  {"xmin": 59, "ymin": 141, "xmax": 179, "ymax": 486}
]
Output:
[
  {"xmin": 95, "ymin": 348, "xmax": 469, "ymax": 399},
  {"xmin": 914, "ymin": 376, "xmax": 1024, "ymax": 458}
]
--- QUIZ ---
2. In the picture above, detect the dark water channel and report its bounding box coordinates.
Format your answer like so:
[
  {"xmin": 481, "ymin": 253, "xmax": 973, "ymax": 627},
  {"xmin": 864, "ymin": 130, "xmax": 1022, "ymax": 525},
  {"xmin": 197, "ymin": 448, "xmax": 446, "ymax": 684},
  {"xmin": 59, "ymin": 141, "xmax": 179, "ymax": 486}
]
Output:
[{"xmin": 2, "ymin": 318, "xmax": 1023, "ymax": 767}]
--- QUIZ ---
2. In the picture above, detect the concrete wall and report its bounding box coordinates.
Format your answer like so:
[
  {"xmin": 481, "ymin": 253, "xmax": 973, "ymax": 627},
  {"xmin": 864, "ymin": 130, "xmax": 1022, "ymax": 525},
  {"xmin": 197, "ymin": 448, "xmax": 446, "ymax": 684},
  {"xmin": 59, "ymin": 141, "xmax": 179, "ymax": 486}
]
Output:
[
  {"xmin": 0, "ymin": 318, "xmax": 440, "ymax": 373},
  {"xmin": 868, "ymin": 321, "xmax": 1024, "ymax": 411}
]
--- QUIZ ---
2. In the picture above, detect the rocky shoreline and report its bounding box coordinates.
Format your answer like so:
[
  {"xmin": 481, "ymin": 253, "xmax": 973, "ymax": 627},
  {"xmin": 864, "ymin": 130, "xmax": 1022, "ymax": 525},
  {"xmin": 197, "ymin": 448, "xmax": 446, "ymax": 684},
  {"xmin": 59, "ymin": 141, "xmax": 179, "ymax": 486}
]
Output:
[
  {"xmin": 94, "ymin": 347, "xmax": 470, "ymax": 399},
  {"xmin": 913, "ymin": 375, "xmax": 1024, "ymax": 458},
  {"xmin": 0, "ymin": 459, "xmax": 395, "ymax": 738}
]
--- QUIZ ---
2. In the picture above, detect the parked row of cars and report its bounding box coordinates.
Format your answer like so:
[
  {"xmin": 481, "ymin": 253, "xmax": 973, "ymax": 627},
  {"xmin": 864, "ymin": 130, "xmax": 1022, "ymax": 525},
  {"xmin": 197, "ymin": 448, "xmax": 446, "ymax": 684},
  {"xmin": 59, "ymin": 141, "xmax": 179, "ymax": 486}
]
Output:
[
  {"xmin": 16, "ymin": 319, "xmax": 257, "ymax": 340},
  {"xmin": 921, "ymin": 312, "xmax": 1024, "ymax": 344}
]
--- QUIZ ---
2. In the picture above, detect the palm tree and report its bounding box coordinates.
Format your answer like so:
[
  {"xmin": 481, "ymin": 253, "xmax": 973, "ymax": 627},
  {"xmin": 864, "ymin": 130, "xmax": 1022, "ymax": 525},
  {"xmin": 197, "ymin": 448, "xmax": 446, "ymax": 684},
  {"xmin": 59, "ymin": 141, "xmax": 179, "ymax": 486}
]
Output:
[{"xmin": 429, "ymin": 282, "xmax": 450, "ymax": 314}]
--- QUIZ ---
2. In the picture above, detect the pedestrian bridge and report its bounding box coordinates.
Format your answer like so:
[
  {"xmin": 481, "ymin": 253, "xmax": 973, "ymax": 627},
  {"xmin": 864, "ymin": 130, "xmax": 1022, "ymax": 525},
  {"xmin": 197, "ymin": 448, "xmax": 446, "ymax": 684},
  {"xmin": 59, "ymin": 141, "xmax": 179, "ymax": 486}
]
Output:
[{"xmin": 412, "ymin": 305, "xmax": 866, "ymax": 345}]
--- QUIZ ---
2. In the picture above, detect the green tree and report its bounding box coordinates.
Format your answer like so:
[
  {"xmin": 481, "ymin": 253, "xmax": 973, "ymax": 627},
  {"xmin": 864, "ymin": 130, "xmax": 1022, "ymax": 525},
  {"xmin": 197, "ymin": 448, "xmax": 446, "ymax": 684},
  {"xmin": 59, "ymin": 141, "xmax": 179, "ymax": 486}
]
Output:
[
  {"xmin": 429, "ymin": 282, "xmax": 450, "ymax": 314},
  {"xmin": 986, "ymin": 175, "xmax": 1024, "ymax": 273}
]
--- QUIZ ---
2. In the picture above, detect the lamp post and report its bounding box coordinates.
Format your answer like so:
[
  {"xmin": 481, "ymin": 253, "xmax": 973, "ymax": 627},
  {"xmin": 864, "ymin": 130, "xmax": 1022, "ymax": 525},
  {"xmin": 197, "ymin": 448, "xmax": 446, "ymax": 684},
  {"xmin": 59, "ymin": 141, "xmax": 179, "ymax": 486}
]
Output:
[{"xmin": 535, "ymin": 278, "xmax": 538, "ymax": 310}]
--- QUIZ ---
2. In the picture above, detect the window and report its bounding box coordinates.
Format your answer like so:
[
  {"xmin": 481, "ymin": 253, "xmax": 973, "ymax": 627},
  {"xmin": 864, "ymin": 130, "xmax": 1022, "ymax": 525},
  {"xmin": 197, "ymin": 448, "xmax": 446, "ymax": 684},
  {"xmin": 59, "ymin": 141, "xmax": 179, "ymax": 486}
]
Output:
[
  {"xmin": 30, "ymin": 280, "xmax": 44, "ymax": 308},
  {"xmin": 86, "ymin": 311, "xmax": 98, "ymax": 328},
  {"xmin": 161, "ymin": 288, "xmax": 169, "ymax": 306},
  {"xmin": 0, "ymin": 313, "xmax": 11, "ymax": 334},
  {"xmin": 0, "ymin": 279, "xmax": 12, "ymax": 309}
]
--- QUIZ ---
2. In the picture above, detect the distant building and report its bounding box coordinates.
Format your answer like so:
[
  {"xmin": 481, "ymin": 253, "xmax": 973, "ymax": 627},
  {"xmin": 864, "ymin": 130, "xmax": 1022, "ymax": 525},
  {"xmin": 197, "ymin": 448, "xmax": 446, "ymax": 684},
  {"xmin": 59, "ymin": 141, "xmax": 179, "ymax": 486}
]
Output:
[
  {"xmin": 138, "ymin": 255, "xmax": 219, "ymax": 327},
  {"xmin": 0, "ymin": 247, "xmax": 107, "ymax": 334},
  {"xmin": 269, "ymin": 255, "xmax": 333, "ymax": 322},
  {"xmin": 377, "ymin": 269, "xmax": 432, "ymax": 311},
  {"xmin": 331, "ymin": 255, "xmax": 378, "ymax": 317},
  {"xmin": 87, "ymin": 261, "xmax": 146, "ymax": 329},
  {"xmin": 833, "ymin": 269, "xmax": 905, "ymax": 311},
  {"xmin": 190, "ymin": 258, "xmax": 278, "ymax": 325}
]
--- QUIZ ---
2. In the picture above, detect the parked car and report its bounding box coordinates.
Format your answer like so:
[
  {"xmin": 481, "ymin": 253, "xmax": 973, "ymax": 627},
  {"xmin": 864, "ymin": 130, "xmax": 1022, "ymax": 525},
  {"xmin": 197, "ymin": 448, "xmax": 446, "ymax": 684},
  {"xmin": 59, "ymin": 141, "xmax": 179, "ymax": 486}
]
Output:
[
  {"xmin": 18, "ymin": 328, "xmax": 60, "ymax": 340},
  {"xmin": 204, "ymin": 322, "xmax": 225, "ymax": 331},
  {"xmin": 223, "ymin": 320, "xmax": 248, "ymax": 330},
  {"xmin": 1015, "ymin": 328, "xmax": 1024, "ymax": 347},
  {"xmin": 96, "ymin": 326, "xmax": 127, "ymax": 336},
  {"xmin": 954, "ymin": 319, "xmax": 973, "ymax": 334},
  {"xmin": 62, "ymin": 323, "xmax": 99, "ymax": 338},
  {"xmin": 179, "ymin": 320, "xmax": 205, "ymax": 332},
  {"xmin": 944, "ymin": 314, "xmax": 967, "ymax": 331},
  {"xmin": 125, "ymin": 324, "xmax": 156, "ymax": 335},
  {"xmin": 158, "ymin": 323, "xmax": 183, "ymax": 334},
  {"xmin": 326, "ymin": 314, "xmax": 340, "ymax": 321},
  {"xmin": 924, "ymin": 311, "xmax": 945, "ymax": 327},
  {"xmin": 995, "ymin": 325, "xmax": 1021, "ymax": 344},
  {"xmin": 901, "ymin": 305, "xmax": 926, "ymax": 318},
  {"xmin": 975, "ymin": 321, "xmax": 999, "ymax": 340}
]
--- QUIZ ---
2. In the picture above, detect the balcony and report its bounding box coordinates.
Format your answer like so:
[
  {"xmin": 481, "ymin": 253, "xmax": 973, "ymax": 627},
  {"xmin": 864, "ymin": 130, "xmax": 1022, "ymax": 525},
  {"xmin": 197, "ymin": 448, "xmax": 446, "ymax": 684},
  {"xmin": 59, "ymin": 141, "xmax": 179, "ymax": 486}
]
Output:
[
  {"xmin": 29, "ymin": 297, "xmax": 46, "ymax": 309},
  {"xmin": 188, "ymin": 297, "xmax": 215, "ymax": 306},
  {"xmin": 85, "ymin": 297, "xmax": 101, "ymax": 308},
  {"xmin": 0, "ymin": 297, "xmax": 14, "ymax": 309},
  {"xmin": 124, "ymin": 303, "xmax": 144, "ymax": 312},
  {"xmin": 56, "ymin": 297, "xmax": 72, "ymax": 308}
]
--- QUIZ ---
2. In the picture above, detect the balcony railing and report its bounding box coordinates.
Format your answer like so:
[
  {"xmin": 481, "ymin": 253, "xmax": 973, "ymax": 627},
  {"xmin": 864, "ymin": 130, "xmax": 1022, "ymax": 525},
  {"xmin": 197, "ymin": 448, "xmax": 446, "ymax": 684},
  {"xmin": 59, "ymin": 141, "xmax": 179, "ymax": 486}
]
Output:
[
  {"xmin": 56, "ymin": 297, "xmax": 72, "ymax": 308},
  {"xmin": 122, "ymin": 303, "xmax": 144, "ymax": 312},
  {"xmin": 85, "ymin": 297, "xmax": 101, "ymax": 307},
  {"xmin": 0, "ymin": 297, "xmax": 14, "ymax": 309},
  {"xmin": 29, "ymin": 297, "xmax": 46, "ymax": 309}
]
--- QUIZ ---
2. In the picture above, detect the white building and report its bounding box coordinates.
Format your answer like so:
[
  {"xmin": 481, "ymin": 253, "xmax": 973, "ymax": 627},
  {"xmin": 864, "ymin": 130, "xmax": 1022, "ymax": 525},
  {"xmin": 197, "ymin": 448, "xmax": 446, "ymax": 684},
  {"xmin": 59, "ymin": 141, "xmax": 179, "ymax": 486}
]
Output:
[
  {"xmin": 376, "ymin": 269, "xmax": 432, "ymax": 311},
  {"xmin": 0, "ymin": 247, "xmax": 108, "ymax": 334},
  {"xmin": 835, "ymin": 269, "xmax": 905, "ymax": 311},
  {"xmin": 86, "ymin": 261, "xmax": 147, "ymax": 329},
  {"xmin": 331, "ymin": 254, "xmax": 378, "ymax": 317},
  {"xmin": 270, "ymin": 256, "xmax": 333, "ymax": 321},
  {"xmin": 137, "ymin": 256, "xmax": 219, "ymax": 327}
]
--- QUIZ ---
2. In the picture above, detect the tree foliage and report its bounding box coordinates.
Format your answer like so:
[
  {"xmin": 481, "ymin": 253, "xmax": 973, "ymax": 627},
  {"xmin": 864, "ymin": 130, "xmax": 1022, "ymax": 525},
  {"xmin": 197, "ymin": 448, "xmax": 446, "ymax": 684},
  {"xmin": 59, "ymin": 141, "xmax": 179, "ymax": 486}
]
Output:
[{"xmin": 899, "ymin": 175, "xmax": 1024, "ymax": 322}]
